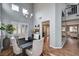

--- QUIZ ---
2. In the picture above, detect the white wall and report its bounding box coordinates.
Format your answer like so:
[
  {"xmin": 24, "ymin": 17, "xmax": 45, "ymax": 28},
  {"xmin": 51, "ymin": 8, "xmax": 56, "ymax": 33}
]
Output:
[
  {"xmin": 55, "ymin": 3, "xmax": 66, "ymax": 48},
  {"xmin": 34, "ymin": 3, "xmax": 54, "ymax": 48},
  {"xmin": 33, "ymin": 3, "xmax": 66, "ymax": 48}
]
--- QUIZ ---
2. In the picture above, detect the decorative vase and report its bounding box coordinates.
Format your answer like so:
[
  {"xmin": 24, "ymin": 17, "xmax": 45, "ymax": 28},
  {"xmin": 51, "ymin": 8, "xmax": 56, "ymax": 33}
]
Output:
[{"xmin": 3, "ymin": 36, "xmax": 10, "ymax": 50}]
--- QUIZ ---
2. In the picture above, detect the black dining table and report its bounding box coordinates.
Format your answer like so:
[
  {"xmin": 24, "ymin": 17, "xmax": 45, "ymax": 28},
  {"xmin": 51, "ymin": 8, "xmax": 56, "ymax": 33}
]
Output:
[
  {"xmin": 19, "ymin": 42, "xmax": 32, "ymax": 56},
  {"xmin": 17, "ymin": 38, "xmax": 33, "ymax": 55},
  {"xmin": 19, "ymin": 42, "xmax": 32, "ymax": 49}
]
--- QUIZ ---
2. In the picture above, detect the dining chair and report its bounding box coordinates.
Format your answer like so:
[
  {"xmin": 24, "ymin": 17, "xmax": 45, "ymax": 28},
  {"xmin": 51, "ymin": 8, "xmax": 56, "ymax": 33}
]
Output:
[
  {"xmin": 25, "ymin": 38, "xmax": 44, "ymax": 56},
  {"xmin": 10, "ymin": 36, "xmax": 22, "ymax": 55}
]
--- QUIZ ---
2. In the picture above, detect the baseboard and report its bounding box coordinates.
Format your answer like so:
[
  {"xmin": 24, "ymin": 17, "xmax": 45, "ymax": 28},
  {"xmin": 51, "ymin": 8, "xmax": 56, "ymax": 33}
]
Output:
[
  {"xmin": 50, "ymin": 39, "xmax": 67, "ymax": 49},
  {"xmin": 62, "ymin": 38, "xmax": 67, "ymax": 48},
  {"xmin": 52, "ymin": 42, "xmax": 66, "ymax": 49},
  {"xmin": 50, "ymin": 46, "xmax": 63, "ymax": 49},
  {"xmin": 52, "ymin": 46, "xmax": 63, "ymax": 49}
]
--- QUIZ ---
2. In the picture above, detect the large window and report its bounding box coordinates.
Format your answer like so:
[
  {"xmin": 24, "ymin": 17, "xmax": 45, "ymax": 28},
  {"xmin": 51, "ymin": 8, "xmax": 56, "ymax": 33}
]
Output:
[
  {"xmin": 12, "ymin": 4, "xmax": 19, "ymax": 12},
  {"xmin": 69, "ymin": 25, "xmax": 78, "ymax": 32},
  {"xmin": 12, "ymin": 23, "xmax": 27, "ymax": 38}
]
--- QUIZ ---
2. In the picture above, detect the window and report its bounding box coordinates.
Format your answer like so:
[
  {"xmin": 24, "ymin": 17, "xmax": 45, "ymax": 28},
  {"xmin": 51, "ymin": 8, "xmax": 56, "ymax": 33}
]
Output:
[
  {"xmin": 67, "ymin": 5, "xmax": 77, "ymax": 15},
  {"xmin": 22, "ymin": 8, "xmax": 29, "ymax": 15},
  {"xmin": 12, "ymin": 4, "xmax": 19, "ymax": 12},
  {"xmin": 13, "ymin": 24, "xmax": 18, "ymax": 34},
  {"xmin": 69, "ymin": 26, "xmax": 77, "ymax": 32},
  {"xmin": 18, "ymin": 24, "xmax": 22, "ymax": 34},
  {"xmin": 21, "ymin": 25, "xmax": 26, "ymax": 35},
  {"xmin": 8, "ymin": 22, "xmax": 28, "ymax": 38}
]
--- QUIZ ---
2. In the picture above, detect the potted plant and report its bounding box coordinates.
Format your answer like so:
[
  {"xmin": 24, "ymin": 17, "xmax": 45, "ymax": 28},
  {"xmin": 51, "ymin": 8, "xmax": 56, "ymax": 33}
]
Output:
[
  {"xmin": 0, "ymin": 23, "xmax": 15, "ymax": 49},
  {"xmin": 0, "ymin": 24, "xmax": 15, "ymax": 37}
]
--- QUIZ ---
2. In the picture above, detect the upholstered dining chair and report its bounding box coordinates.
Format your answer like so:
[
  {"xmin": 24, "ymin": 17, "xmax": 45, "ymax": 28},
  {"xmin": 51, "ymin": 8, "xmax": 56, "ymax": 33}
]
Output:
[
  {"xmin": 10, "ymin": 36, "xmax": 22, "ymax": 55},
  {"xmin": 25, "ymin": 38, "xmax": 44, "ymax": 56}
]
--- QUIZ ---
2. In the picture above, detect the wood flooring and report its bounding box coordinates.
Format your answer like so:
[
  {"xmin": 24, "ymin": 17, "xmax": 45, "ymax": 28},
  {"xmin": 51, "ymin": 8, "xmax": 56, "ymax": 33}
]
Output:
[
  {"xmin": 0, "ymin": 47, "xmax": 13, "ymax": 56},
  {"xmin": 43, "ymin": 37, "xmax": 79, "ymax": 56},
  {"xmin": 0, "ymin": 37, "xmax": 79, "ymax": 56}
]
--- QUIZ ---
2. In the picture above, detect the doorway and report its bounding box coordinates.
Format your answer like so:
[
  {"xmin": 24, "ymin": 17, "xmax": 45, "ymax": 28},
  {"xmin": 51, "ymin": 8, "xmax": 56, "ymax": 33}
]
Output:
[
  {"xmin": 42, "ymin": 21, "xmax": 50, "ymax": 55},
  {"xmin": 42, "ymin": 21, "xmax": 50, "ymax": 37}
]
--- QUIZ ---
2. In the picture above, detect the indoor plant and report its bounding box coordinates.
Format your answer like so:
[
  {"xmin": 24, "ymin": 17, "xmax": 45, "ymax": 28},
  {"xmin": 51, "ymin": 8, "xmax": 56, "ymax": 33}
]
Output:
[
  {"xmin": 0, "ymin": 23, "xmax": 15, "ymax": 49},
  {"xmin": 0, "ymin": 23, "xmax": 15, "ymax": 37},
  {"xmin": 6, "ymin": 24, "xmax": 15, "ymax": 34}
]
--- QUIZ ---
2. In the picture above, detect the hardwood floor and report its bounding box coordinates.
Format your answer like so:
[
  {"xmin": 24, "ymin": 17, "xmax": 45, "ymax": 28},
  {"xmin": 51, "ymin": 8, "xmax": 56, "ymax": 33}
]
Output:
[
  {"xmin": 1, "ymin": 37, "xmax": 79, "ymax": 56},
  {"xmin": 43, "ymin": 37, "xmax": 79, "ymax": 56},
  {"xmin": 0, "ymin": 47, "xmax": 13, "ymax": 56}
]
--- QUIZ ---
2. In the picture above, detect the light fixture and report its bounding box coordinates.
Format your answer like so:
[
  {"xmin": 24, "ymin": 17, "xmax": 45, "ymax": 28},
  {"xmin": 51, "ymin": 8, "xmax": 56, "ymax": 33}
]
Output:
[
  {"xmin": 22, "ymin": 8, "xmax": 29, "ymax": 15},
  {"xmin": 31, "ymin": 13, "xmax": 33, "ymax": 16},
  {"xmin": 30, "ymin": 13, "xmax": 33, "ymax": 18},
  {"xmin": 25, "ymin": 15, "xmax": 28, "ymax": 18}
]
